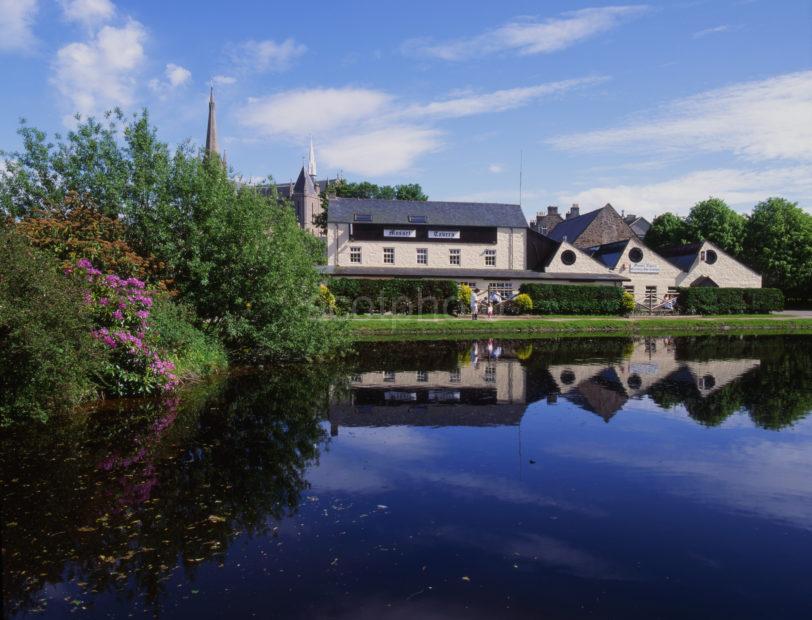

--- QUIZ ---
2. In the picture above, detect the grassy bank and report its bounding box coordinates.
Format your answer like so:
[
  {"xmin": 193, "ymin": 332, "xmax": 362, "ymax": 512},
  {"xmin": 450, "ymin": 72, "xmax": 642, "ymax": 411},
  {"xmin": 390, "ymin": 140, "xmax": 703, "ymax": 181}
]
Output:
[{"xmin": 348, "ymin": 315, "xmax": 812, "ymax": 339}]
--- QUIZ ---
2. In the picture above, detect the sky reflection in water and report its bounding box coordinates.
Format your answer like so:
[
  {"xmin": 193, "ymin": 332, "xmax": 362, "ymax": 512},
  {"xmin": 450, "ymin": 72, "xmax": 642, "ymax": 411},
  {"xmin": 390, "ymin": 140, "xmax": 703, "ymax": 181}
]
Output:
[{"xmin": 3, "ymin": 335, "xmax": 812, "ymax": 618}]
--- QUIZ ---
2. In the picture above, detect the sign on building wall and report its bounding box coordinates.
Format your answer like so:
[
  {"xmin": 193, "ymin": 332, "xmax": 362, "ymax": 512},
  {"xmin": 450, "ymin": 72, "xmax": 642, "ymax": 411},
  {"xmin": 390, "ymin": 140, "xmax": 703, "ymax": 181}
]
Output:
[
  {"xmin": 630, "ymin": 263, "xmax": 660, "ymax": 274},
  {"xmin": 428, "ymin": 230, "xmax": 461, "ymax": 240},
  {"xmin": 383, "ymin": 229, "xmax": 416, "ymax": 238}
]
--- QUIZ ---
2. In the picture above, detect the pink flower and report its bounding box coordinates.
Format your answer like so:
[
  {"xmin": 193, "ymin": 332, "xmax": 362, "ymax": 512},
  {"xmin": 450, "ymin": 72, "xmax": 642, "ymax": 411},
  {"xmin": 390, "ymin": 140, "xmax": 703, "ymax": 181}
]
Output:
[
  {"xmin": 112, "ymin": 309, "xmax": 124, "ymax": 321},
  {"xmin": 99, "ymin": 297, "xmax": 109, "ymax": 306}
]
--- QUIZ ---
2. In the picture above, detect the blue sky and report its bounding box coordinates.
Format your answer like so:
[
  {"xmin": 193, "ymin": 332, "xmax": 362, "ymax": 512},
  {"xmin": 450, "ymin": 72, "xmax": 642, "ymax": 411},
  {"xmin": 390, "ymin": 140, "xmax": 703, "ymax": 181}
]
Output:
[{"xmin": 1, "ymin": 0, "xmax": 810, "ymax": 220}]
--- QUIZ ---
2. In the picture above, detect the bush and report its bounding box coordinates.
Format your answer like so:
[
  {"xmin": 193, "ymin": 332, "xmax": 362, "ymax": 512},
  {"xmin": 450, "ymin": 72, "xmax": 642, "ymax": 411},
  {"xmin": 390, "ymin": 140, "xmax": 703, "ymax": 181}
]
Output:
[
  {"xmin": 519, "ymin": 283, "xmax": 625, "ymax": 315},
  {"xmin": 677, "ymin": 287, "xmax": 784, "ymax": 314},
  {"xmin": 0, "ymin": 229, "xmax": 102, "ymax": 423},
  {"xmin": 621, "ymin": 291, "xmax": 636, "ymax": 315},
  {"xmin": 329, "ymin": 278, "xmax": 459, "ymax": 314},
  {"xmin": 505, "ymin": 293, "xmax": 533, "ymax": 315},
  {"xmin": 146, "ymin": 295, "xmax": 228, "ymax": 380},
  {"xmin": 72, "ymin": 259, "xmax": 179, "ymax": 396},
  {"xmin": 318, "ymin": 284, "xmax": 337, "ymax": 313}
]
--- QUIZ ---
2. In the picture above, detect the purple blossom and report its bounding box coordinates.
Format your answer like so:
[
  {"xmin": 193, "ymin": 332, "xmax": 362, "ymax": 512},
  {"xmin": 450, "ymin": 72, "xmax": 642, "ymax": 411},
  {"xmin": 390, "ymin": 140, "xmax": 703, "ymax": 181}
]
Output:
[
  {"xmin": 136, "ymin": 310, "xmax": 149, "ymax": 320},
  {"xmin": 99, "ymin": 297, "xmax": 109, "ymax": 306},
  {"xmin": 77, "ymin": 258, "xmax": 93, "ymax": 270},
  {"xmin": 112, "ymin": 309, "xmax": 124, "ymax": 321}
]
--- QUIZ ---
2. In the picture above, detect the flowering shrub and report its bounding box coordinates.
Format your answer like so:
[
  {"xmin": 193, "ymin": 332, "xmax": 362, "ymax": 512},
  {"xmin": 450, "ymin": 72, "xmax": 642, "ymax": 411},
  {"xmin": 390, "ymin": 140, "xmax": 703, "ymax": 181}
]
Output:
[{"xmin": 72, "ymin": 258, "xmax": 178, "ymax": 396}]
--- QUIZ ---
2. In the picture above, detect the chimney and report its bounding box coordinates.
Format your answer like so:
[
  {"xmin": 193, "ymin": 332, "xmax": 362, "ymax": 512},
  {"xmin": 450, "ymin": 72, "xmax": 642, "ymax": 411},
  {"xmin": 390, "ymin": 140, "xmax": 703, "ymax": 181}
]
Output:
[
  {"xmin": 547, "ymin": 205, "xmax": 559, "ymax": 215},
  {"xmin": 567, "ymin": 203, "xmax": 580, "ymax": 219}
]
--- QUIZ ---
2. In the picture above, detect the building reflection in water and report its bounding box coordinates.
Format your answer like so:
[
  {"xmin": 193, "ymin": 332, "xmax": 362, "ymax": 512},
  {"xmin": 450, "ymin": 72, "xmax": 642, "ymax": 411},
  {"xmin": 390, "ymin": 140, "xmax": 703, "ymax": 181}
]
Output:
[{"xmin": 331, "ymin": 337, "xmax": 763, "ymax": 430}]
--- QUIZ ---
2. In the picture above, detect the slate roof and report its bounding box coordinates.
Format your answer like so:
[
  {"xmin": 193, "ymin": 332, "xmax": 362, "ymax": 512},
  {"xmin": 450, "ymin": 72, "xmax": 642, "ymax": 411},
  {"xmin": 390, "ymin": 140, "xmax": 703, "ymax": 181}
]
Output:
[
  {"xmin": 586, "ymin": 239, "xmax": 631, "ymax": 269},
  {"xmin": 546, "ymin": 207, "xmax": 604, "ymax": 243},
  {"xmin": 525, "ymin": 228, "xmax": 562, "ymax": 271},
  {"xmin": 293, "ymin": 166, "xmax": 316, "ymax": 196},
  {"xmin": 318, "ymin": 265, "xmax": 627, "ymax": 282},
  {"xmin": 624, "ymin": 215, "xmax": 651, "ymax": 238},
  {"xmin": 327, "ymin": 198, "xmax": 528, "ymax": 228},
  {"xmin": 658, "ymin": 242, "xmax": 703, "ymax": 271}
]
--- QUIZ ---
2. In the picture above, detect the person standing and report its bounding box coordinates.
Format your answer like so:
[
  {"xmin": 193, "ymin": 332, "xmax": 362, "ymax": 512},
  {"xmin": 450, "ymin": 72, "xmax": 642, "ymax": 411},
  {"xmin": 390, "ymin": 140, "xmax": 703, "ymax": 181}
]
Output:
[
  {"xmin": 470, "ymin": 288, "xmax": 479, "ymax": 320},
  {"xmin": 487, "ymin": 302, "xmax": 494, "ymax": 319}
]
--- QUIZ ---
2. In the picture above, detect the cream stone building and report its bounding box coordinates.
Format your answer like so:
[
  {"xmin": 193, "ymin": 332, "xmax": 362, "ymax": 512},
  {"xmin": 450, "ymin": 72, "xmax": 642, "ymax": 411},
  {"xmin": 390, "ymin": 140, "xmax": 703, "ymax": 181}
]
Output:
[
  {"xmin": 321, "ymin": 198, "xmax": 628, "ymax": 297},
  {"xmin": 660, "ymin": 241, "xmax": 762, "ymax": 289}
]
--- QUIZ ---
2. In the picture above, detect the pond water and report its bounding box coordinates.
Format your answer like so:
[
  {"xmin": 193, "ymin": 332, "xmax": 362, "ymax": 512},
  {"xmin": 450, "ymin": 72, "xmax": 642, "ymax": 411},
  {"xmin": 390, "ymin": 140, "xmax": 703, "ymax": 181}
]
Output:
[{"xmin": 3, "ymin": 335, "xmax": 812, "ymax": 619}]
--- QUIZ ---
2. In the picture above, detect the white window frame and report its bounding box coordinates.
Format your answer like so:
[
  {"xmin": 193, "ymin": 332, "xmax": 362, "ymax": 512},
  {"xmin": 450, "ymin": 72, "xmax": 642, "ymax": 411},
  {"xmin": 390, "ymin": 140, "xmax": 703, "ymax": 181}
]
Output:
[
  {"xmin": 449, "ymin": 248, "xmax": 461, "ymax": 266},
  {"xmin": 350, "ymin": 246, "xmax": 362, "ymax": 263},
  {"xmin": 383, "ymin": 247, "xmax": 395, "ymax": 264},
  {"xmin": 416, "ymin": 247, "xmax": 428, "ymax": 265},
  {"xmin": 485, "ymin": 249, "xmax": 496, "ymax": 266}
]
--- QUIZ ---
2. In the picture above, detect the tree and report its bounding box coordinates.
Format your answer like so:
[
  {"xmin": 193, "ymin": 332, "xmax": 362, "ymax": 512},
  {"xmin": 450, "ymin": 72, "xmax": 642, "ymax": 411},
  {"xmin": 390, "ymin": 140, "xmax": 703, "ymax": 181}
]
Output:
[
  {"xmin": 646, "ymin": 212, "xmax": 691, "ymax": 252},
  {"xmin": 395, "ymin": 183, "xmax": 428, "ymax": 201},
  {"xmin": 744, "ymin": 197, "xmax": 812, "ymax": 299},
  {"xmin": 331, "ymin": 179, "xmax": 428, "ymax": 201},
  {"xmin": 685, "ymin": 197, "xmax": 746, "ymax": 256}
]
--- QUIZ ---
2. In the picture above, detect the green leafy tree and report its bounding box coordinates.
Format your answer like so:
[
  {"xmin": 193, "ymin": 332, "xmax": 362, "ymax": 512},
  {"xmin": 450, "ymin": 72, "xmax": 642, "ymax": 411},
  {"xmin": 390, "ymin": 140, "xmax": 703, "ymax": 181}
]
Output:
[
  {"xmin": 646, "ymin": 212, "xmax": 692, "ymax": 252},
  {"xmin": 395, "ymin": 183, "xmax": 429, "ymax": 201},
  {"xmin": 744, "ymin": 197, "xmax": 812, "ymax": 299},
  {"xmin": 685, "ymin": 197, "xmax": 746, "ymax": 256},
  {"xmin": 0, "ymin": 227, "xmax": 103, "ymax": 423}
]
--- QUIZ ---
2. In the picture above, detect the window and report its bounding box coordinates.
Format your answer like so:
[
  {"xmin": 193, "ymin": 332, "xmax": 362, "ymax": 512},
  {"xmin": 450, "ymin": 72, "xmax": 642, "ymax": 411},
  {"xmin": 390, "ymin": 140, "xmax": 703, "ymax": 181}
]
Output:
[
  {"xmin": 384, "ymin": 248, "xmax": 395, "ymax": 264},
  {"xmin": 560, "ymin": 370, "xmax": 576, "ymax": 385},
  {"xmin": 645, "ymin": 286, "xmax": 657, "ymax": 307},
  {"xmin": 383, "ymin": 370, "xmax": 396, "ymax": 383},
  {"xmin": 540, "ymin": 226, "xmax": 548, "ymax": 236},
  {"xmin": 704, "ymin": 249, "xmax": 718, "ymax": 264},
  {"xmin": 408, "ymin": 215, "xmax": 427, "ymax": 224},
  {"xmin": 449, "ymin": 369, "xmax": 461, "ymax": 383},
  {"xmin": 416, "ymin": 248, "xmax": 428, "ymax": 264},
  {"xmin": 667, "ymin": 287, "xmax": 678, "ymax": 298},
  {"xmin": 449, "ymin": 248, "xmax": 461, "ymax": 265},
  {"xmin": 350, "ymin": 246, "xmax": 362, "ymax": 263},
  {"xmin": 459, "ymin": 281, "xmax": 477, "ymax": 288},
  {"xmin": 353, "ymin": 213, "xmax": 372, "ymax": 222},
  {"xmin": 417, "ymin": 370, "xmax": 428, "ymax": 382},
  {"xmin": 629, "ymin": 247, "xmax": 644, "ymax": 263},
  {"xmin": 485, "ymin": 249, "xmax": 496, "ymax": 266},
  {"xmin": 624, "ymin": 285, "xmax": 635, "ymax": 296},
  {"xmin": 485, "ymin": 365, "xmax": 496, "ymax": 383},
  {"xmin": 488, "ymin": 282, "xmax": 513, "ymax": 298},
  {"xmin": 561, "ymin": 249, "xmax": 577, "ymax": 265}
]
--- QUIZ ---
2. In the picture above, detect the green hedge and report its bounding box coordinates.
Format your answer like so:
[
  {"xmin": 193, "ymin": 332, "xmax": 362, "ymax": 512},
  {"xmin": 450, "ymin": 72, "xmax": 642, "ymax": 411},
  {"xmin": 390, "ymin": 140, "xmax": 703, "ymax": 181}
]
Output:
[
  {"xmin": 677, "ymin": 287, "xmax": 784, "ymax": 314},
  {"xmin": 519, "ymin": 283, "xmax": 625, "ymax": 315},
  {"xmin": 328, "ymin": 278, "xmax": 460, "ymax": 314}
]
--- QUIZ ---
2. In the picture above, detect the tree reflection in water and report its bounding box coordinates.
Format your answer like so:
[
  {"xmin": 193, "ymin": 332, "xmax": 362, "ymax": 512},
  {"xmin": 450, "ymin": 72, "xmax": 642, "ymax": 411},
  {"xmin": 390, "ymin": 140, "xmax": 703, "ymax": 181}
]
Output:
[
  {"xmin": 1, "ymin": 366, "xmax": 339, "ymax": 617},
  {"xmin": 2, "ymin": 335, "xmax": 811, "ymax": 617}
]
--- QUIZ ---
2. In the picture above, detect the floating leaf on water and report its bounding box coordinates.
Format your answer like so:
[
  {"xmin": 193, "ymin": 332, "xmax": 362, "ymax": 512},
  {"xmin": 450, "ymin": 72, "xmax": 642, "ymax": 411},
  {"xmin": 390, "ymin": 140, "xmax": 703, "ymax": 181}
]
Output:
[{"xmin": 207, "ymin": 515, "xmax": 226, "ymax": 524}]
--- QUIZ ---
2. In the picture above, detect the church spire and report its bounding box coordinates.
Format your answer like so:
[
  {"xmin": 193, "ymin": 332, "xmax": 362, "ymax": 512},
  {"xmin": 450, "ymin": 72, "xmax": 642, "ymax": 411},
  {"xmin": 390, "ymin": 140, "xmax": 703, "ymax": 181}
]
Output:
[
  {"xmin": 205, "ymin": 86, "xmax": 219, "ymax": 157},
  {"xmin": 307, "ymin": 137, "xmax": 317, "ymax": 178}
]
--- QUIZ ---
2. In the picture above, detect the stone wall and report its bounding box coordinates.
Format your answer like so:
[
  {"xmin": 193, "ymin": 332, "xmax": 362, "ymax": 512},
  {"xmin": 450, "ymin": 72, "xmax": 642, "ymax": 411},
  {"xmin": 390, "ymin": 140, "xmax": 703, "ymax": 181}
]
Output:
[
  {"xmin": 330, "ymin": 225, "xmax": 526, "ymax": 270},
  {"xmin": 544, "ymin": 241, "xmax": 617, "ymax": 275},
  {"xmin": 612, "ymin": 238, "xmax": 683, "ymax": 304},
  {"xmin": 674, "ymin": 241, "xmax": 762, "ymax": 288}
]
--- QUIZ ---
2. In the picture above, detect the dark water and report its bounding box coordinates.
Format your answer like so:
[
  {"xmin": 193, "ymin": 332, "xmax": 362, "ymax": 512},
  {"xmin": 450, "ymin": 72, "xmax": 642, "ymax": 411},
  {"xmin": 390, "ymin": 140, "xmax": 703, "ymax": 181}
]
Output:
[{"xmin": 3, "ymin": 335, "xmax": 812, "ymax": 619}]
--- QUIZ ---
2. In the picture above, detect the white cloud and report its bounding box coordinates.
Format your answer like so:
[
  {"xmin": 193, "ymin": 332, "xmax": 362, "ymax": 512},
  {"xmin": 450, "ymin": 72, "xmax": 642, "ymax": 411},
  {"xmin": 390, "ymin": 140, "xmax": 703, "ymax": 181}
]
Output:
[
  {"xmin": 693, "ymin": 24, "xmax": 732, "ymax": 38},
  {"xmin": 59, "ymin": 0, "xmax": 114, "ymax": 27},
  {"xmin": 0, "ymin": 0, "xmax": 38, "ymax": 53},
  {"xmin": 559, "ymin": 165, "xmax": 812, "ymax": 218},
  {"xmin": 229, "ymin": 38, "xmax": 306, "ymax": 73},
  {"xmin": 320, "ymin": 126, "xmax": 442, "ymax": 176},
  {"xmin": 52, "ymin": 19, "xmax": 146, "ymax": 117},
  {"xmin": 238, "ymin": 77, "xmax": 602, "ymax": 176},
  {"xmin": 212, "ymin": 74, "xmax": 236, "ymax": 86},
  {"xmin": 403, "ymin": 5, "xmax": 648, "ymax": 60},
  {"xmin": 400, "ymin": 77, "xmax": 607, "ymax": 120},
  {"xmin": 488, "ymin": 163, "xmax": 504, "ymax": 173},
  {"xmin": 240, "ymin": 87, "xmax": 392, "ymax": 138},
  {"xmin": 550, "ymin": 70, "xmax": 812, "ymax": 162},
  {"xmin": 165, "ymin": 63, "xmax": 190, "ymax": 87},
  {"xmin": 148, "ymin": 63, "xmax": 191, "ymax": 96}
]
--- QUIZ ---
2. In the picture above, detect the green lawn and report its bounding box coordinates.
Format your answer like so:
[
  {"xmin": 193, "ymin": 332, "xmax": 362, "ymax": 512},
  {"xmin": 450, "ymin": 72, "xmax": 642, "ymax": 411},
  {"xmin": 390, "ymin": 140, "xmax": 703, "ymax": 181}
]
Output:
[{"xmin": 346, "ymin": 314, "xmax": 812, "ymax": 339}]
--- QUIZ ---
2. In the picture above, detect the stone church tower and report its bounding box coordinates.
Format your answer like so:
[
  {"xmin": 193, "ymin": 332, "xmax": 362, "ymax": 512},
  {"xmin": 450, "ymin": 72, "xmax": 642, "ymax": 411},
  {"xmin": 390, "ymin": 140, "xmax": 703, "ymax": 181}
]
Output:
[
  {"xmin": 204, "ymin": 93, "xmax": 326, "ymax": 236},
  {"xmin": 289, "ymin": 139, "xmax": 325, "ymax": 236}
]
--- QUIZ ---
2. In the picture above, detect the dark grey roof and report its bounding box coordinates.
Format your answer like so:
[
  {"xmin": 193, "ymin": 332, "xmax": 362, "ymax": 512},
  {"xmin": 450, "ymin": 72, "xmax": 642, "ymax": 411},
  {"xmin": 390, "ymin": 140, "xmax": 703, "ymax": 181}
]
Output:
[
  {"xmin": 624, "ymin": 215, "xmax": 651, "ymax": 237},
  {"xmin": 546, "ymin": 207, "xmax": 604, "ymax": 243},
  {"xmin": 327, "ymin": 198, "xmax": 528, "ymax": 228},
  {"xmin": 658, "ymin": 242, "xmax": 703, "ymax": 271},
  {"xmin": 586, "ymin": 239, "xmax": 631, "ymax": 269},
  {"xmin": 293, "ymin": 167, "xmax": 316, "ymax": 196},
  {"xmin": 525, "ymin": 228, "xmax": 562, "ymax": 270},
  {"xmin": 317, "ymin": 265, "xmax": 627, "ymax": 282}
]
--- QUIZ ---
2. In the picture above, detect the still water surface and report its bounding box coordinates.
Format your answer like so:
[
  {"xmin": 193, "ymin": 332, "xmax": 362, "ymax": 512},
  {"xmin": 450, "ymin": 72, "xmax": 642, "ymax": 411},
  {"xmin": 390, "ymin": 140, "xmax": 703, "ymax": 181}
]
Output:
[{"xmin": 3, "ymin": 335, "xmax": 812, "ymax": 618}]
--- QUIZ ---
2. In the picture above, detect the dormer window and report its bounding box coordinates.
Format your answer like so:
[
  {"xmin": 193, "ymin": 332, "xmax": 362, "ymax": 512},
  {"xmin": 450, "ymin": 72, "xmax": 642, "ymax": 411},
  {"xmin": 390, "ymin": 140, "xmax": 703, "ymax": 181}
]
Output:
[
  {"xmin": 353, "ymin": 213, "xmax": 372, "ymax": 222},
  {"xmin": 408, "ymin": 215, "xmax": 427, "ymax": 224}
]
